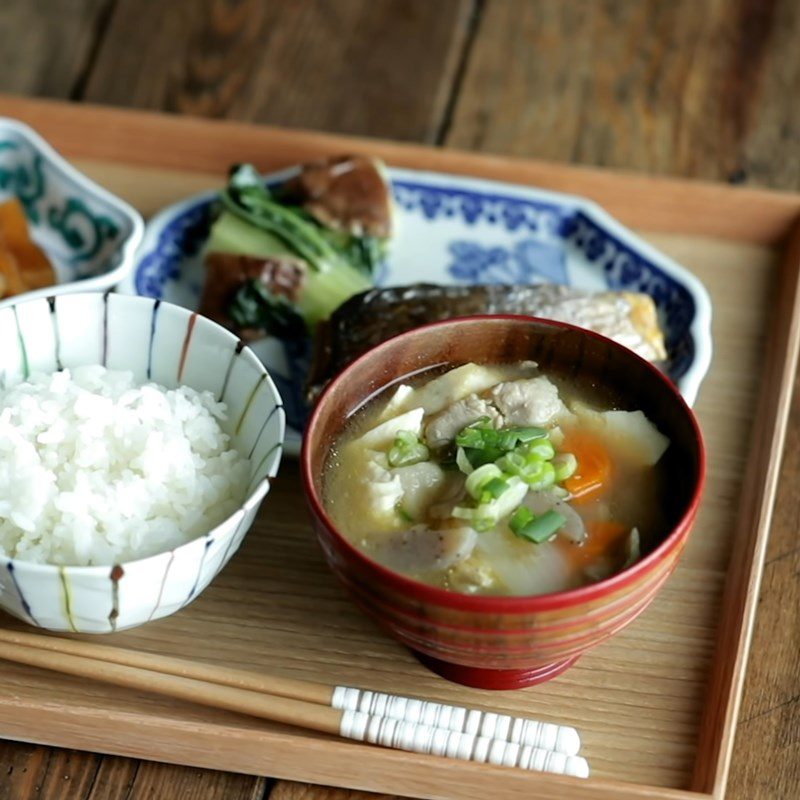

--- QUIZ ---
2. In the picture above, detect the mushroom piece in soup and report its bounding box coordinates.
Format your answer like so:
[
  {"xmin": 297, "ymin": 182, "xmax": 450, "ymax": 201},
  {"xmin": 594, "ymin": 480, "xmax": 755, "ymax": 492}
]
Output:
[{"xmin": 322, "ymin": 362, "xmax": 670, "ymax": 596}]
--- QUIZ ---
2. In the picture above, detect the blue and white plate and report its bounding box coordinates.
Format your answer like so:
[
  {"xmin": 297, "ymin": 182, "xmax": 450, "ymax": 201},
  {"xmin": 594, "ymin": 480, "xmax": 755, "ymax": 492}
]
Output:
[{"xmin": 124, "ymin": 167, "xmax": 713, "ymax": 454}]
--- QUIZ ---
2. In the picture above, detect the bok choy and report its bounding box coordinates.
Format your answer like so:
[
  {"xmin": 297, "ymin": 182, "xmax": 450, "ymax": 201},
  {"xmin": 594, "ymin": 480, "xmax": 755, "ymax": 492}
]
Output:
[{"xmin": 205, "ymin": 163, "xmax": 387, "ymax": 334}]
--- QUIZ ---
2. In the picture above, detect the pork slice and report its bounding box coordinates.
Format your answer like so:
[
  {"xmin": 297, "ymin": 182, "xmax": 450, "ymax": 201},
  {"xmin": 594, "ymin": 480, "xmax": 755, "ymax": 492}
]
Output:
[
  {"xmin": 424, "ymin": 393, "xmax": 503, "ymax": 448},
  {"xmin": 489, "ymin": 376, "xmax": 566, "ymax": 427}
]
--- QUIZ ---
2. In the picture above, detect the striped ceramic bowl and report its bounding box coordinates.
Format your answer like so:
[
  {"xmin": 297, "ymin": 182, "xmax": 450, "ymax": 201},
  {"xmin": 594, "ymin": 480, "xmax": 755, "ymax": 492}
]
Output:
[
  {"xmin": 0, "ymin": 292, "xmax": 285, "ymax": 633},
  {"xmin": 302, "ymin": 316, "xmax": 705, "ymax": 689}
]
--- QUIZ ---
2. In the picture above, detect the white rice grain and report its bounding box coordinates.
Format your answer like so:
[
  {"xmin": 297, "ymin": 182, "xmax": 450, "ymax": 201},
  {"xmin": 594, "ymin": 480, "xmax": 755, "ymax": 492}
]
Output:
[{"xmin": 0, "ymin": 367, "xmax": 249, "ymax": 566}]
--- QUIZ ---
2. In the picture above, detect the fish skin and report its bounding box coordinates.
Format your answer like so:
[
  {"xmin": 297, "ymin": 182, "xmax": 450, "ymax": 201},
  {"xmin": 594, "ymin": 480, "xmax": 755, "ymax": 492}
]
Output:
[{"xmin": 306, "ymin": 283, "xmax": 667, "ymax": 402}]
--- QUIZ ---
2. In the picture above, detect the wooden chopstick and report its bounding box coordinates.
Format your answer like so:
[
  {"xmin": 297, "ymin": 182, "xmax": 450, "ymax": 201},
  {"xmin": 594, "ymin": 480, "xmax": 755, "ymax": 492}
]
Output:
[
  {"xmin": 0, "ymin": 628, "xmax": 581, "ymax": 756},
  {"xmin": 0, "ymin": 629, "xmax": 587, "ymax": 776},
  {"xmin": 0, "ymin": 627, "xmax": 333, "ymax": 704}
]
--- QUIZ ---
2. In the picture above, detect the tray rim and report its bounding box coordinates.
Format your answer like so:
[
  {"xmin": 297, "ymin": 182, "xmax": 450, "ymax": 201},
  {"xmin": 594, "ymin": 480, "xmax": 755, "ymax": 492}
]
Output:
[{"xmin": 0, "ymin": 94, "xmax": 799, "ymax": 800}]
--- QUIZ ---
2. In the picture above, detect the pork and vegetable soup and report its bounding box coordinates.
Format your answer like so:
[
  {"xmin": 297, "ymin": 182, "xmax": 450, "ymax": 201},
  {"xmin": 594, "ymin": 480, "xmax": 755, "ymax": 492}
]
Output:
[{"xmin": 323, "ymin": 362, "xmax": 672, "ymax": 596}]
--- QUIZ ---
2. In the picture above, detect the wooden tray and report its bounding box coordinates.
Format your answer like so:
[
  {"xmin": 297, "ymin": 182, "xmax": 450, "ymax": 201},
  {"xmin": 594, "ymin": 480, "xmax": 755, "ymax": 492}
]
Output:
[{"xmin": 1, "ymin": 95, "xmax": 799, "ymax": 800}]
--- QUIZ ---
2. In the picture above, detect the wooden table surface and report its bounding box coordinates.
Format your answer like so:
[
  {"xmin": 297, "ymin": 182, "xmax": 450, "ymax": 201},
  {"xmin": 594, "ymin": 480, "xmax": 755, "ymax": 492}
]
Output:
[{"xmin": 0, "ymin": 1, "xmax": 798, "ymax": 798}]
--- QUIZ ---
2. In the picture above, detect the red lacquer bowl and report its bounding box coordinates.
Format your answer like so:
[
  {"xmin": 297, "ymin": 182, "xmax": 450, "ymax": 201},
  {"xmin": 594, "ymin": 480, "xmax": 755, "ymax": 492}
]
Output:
[{"xmin": 301, "ymin": 316, "xmax": 706, "ymax": 689}]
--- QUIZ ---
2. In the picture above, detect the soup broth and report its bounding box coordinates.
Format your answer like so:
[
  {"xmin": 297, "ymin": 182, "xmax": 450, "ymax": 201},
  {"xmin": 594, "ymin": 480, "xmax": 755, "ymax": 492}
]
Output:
[{"xmin": 323, "ymin": 362, "xmax": 670, "ymax": 596}]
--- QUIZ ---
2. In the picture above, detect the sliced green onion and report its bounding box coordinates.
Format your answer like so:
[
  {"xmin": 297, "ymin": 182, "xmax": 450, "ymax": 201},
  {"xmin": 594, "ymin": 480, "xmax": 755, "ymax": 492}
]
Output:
[
  {"xmin": 395, "ymin": 505, "xmax": 414, "ymax": 523},
  {"xmin": 525, "ymin": 440, "xmax": 555, "ymax": 460},
  {"xmin": 452, "ymin": 505, "xmax": 481, "ymax": 524},
  {"xmin": 456, "ymin": 446, "xmax": 474, "ymax": 475},
  {"xmin": 509, "ymin": 505, "xmax": 535, "ymax": 534},
  {"xmin": 454, "ymin": 417, "xmax": 493, "ymax": 449},
  {"xmin": 553, "ymin": 452, "xmax": 578, "ymax": 482},
  {"xmin": 472, "ymin": 508, "xmax": 499, "ymax": 532},
  {"xmin": 387, "ymin": 430, "xmax": 430, "ymax": 468},
  {"xmin": 508, "ymin": 425, "xmax": 549, "ymax": 442},
  {"xmin": 497, "ymin": 450, "xmax": 527, "ymax": 475},
  {"xmin": 511, "ymin": 509, "xmax": 566, "ymax": 544},
  {"xmin": 452, "ymin": 476, "xmax": 528, "ymax": 532},
  {"xmin": 480, "ymin": 476, "xmax": 510, "ymax": 502},
  {"xmin": 524, "ymin": 460, "xmax": 556, "ymax": 490},
  {"xmin": 464, "ymin": 446, "xmax": 504, "ymax": 468},
  {"xmin": 498, "ymin": 448, "xmax": 555, "ymax": 488},
  {"xmin": 465, "ymin": 464, "xmax": 503, "ymax": 500},
  {"xmin": 455, "ymin": 423, "xmax": 547, "ymax": 453}
]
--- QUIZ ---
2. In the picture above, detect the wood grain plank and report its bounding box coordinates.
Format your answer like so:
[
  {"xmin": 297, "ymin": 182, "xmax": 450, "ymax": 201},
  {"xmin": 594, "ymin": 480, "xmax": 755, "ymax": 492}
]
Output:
[
  {"xmin": 0, "ymin": 742, "xmax": 101, "ymax": 800},
  {"xmin": 270, "ymin": 784, "xmax": 395, "ymax": 800},
  {"xmin": 123, "ymin": 762, "xmax": 268, "ymax": 800},
  {"xmin": 0, "ymin": 0, "xmax": 113, "ymax": 99},
  {"xmin": 447, "ymin": 0, "xmax": 800, "ymax": 190},
  {"xmin": 84, "ymin": 756, "xmax": 139, "ymax": 800},
  {"xmin": 81, "ymin": 0, "xmax": 474, "ymax": 142},
  {"xmin": 0, "ymin": 743, "xmax": 49, "ymax": 799},
  {"xmin": 0, "ymin": 741, "xmax": 268, "ymax": 800}
]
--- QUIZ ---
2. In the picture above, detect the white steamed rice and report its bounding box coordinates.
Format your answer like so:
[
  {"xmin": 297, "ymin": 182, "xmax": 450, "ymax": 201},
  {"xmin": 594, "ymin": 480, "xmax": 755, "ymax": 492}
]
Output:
[{"xmin": 0, "ymin": 366, "xmax": 249, "ymax": 566}]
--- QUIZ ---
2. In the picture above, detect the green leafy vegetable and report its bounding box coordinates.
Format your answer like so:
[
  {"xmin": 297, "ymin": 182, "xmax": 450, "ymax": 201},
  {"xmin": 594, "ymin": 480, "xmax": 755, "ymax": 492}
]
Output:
[
  {"xmin": 228, "ymin": 280, "xmax": 308, "ymax": 339},
  {"xmin": 316, "ymin": 226, "xmax": 388, "ymax": 279},
  {"xmin": 208, "ymin": 164, "xmax": 375, "ymax": 330}
]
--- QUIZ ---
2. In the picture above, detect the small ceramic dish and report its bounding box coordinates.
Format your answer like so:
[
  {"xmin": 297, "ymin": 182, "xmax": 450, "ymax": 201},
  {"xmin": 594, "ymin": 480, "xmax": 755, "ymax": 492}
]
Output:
[
  {"xmin": 125, "ymin": 166, "xmax": 713, "ymax": 452},
  {"xmin": 0, "ymin": 118, "xmax": 144, "ymax": 309},
  {"xmin": 0, "ymin": 293, "xmax": 284, "ymax": 633},
  {"xmin": 302, "ymin": 316, "xmax": 705, "ymax": 689}
]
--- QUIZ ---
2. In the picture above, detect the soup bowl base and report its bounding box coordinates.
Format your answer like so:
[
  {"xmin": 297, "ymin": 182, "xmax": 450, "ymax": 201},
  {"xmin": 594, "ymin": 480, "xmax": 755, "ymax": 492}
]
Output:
[{"xmin": 412, "ymin": 651, "xmax": 580, "ymax": 690}]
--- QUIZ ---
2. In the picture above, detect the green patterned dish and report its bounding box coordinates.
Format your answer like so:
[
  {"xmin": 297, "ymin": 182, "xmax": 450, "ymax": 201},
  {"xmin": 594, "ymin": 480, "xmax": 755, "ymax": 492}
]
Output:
[{"xmin": 0, "ymin": 118, "xmax": 143, "ymax": 308}]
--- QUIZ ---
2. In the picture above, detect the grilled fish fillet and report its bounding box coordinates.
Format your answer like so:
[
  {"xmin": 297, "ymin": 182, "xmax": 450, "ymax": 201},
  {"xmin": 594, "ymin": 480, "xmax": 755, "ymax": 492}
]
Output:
[{"xmin": 307, "ymin": 283, "xmax": 667, "ymax": 401}]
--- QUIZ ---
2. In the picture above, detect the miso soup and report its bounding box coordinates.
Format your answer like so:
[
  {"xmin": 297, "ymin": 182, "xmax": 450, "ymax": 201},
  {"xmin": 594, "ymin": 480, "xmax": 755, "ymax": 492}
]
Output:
[{"xmin": 323, "ymin": 362, "xmax": 671, "ymax": 596}]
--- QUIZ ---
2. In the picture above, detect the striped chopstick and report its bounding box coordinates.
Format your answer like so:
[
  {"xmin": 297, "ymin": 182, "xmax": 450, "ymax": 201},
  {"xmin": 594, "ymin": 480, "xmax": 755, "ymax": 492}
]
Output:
[
  {"xmin": 331, "ymin": 686, "xmax": 581, "ymax": 756},
  {"xmin": 0, "ymin": 629, "xmax": 588, "ymax": 777}
]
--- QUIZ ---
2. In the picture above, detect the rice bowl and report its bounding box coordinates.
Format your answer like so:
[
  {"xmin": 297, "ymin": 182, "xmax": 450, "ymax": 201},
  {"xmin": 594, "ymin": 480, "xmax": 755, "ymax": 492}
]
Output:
[{"xmin": 0, "ymin": 292, "xmax": 284, "ymax": 633}]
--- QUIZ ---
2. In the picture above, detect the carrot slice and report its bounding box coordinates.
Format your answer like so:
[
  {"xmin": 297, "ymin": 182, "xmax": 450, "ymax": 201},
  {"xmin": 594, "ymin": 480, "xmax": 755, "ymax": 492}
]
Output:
[
  {"xmin": 0, "ymin": 198, "xmax": 56, "ymax": 293},
  {"xmin": 562, "ymin": 430, "xmax": 612, "ymax": 503},
  {"xmin": 0, "ymin": 198, "xmax": 30, "ymax": 248},
  {"xmin": 14, "ymin": 241, "xmax": 56, "ymax": 289},
  {"xmin": 0, "ymin": 245, "xmax": 28, "ymax": 297},
  {"xmin": 582, "ymin": 521, "xmax": 628, "ymax": 558}
]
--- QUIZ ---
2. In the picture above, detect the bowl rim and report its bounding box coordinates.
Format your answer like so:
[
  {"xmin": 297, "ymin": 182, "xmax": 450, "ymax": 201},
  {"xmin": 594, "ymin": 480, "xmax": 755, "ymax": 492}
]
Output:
[
  {"xmin": 0, "ymin": 292, "xmax": 285, "ymax": 576},
  {"xmin": 0, "ymin": 118, "xmax": 145, "ymax": 311},
  {"xmin": 301, "ymin": 313, "xmax": 707, "ymax": 613}
]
